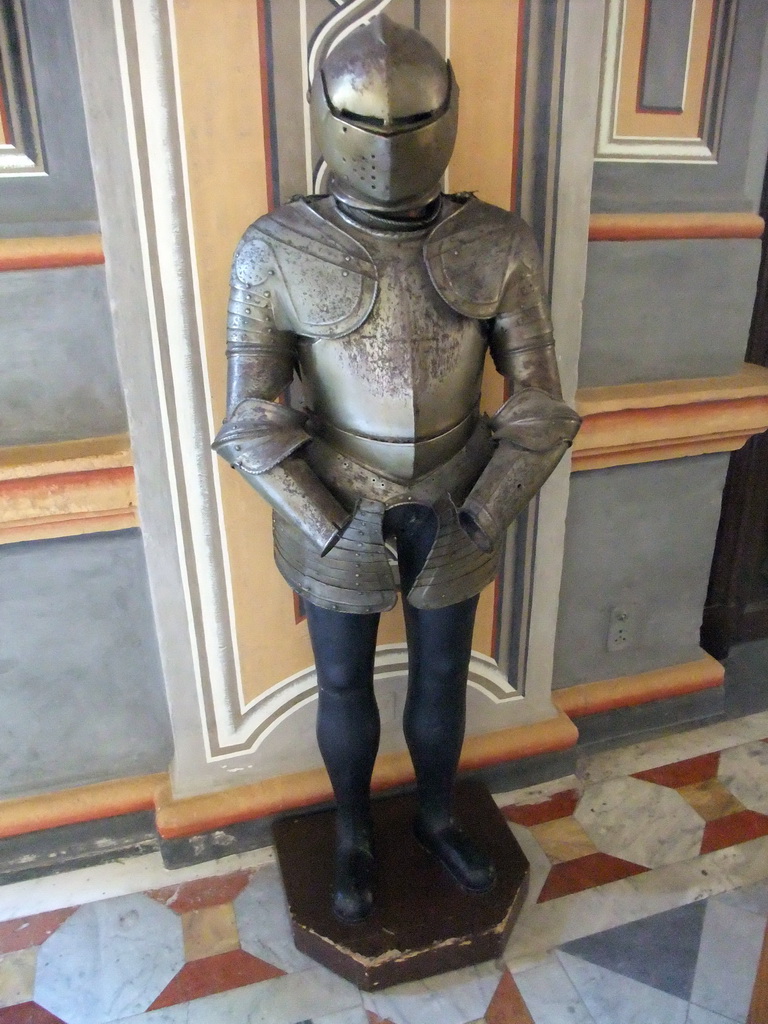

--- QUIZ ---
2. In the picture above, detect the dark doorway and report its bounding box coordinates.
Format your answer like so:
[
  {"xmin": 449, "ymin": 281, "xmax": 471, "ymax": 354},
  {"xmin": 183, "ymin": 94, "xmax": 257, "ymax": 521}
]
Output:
[{"xmin": 701, "ymin": 167, "xmax": 768, "ymax": 660}]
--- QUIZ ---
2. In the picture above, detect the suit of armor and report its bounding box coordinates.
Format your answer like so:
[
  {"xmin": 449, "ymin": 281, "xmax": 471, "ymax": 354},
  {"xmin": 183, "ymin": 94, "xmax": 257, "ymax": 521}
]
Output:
[{"xmin": 214, "ymin": 15, "xmax": 579, "ymax": 922}]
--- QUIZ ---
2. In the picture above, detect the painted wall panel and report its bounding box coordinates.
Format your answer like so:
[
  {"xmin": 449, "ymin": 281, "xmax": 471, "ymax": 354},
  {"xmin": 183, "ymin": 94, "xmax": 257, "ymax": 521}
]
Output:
[
  {"xmin": 579, "ymin": 238, "xmax": 760, "ymax": 386},
  {"xmin": 0, "ymin": 0, "xmax": 98, "ymax": 235},
  {"xmin": 553, "ymin": 454, "xmax": 729, "ymax": 689},
  {"xmin": 593, "ymin": 0, "xmax": 768, "ymax": 212},
  {"xmin": 0, "ymin": 530, "xmax": 172, "ymax": 799},
  {"xmin": 0, "ymin": 265, "xmax": 127, "ymax": 446}
]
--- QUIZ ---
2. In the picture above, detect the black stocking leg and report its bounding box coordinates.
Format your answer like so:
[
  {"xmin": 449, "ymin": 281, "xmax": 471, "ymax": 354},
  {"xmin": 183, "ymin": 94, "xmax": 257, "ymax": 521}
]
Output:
[
  {"xmin": 305, "ymin": 602, "xmax": 381, "ymax": 922},
  {"xmin": 394, "ymin": 505, "xmax": 496, "ymax": 893}
]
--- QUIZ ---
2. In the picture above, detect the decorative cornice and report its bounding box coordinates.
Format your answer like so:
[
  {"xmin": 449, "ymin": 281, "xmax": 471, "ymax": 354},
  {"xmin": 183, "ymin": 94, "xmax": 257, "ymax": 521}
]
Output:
[
  {"xmin": 552, "ymin": 653, "xmax": 724, "ymax": 719},
  {"xmin": 0, "ymin": 434, "xmax": 138, "ymax": 544},
  {"xmin": 0, "ymin": 234, "xmax": 105, "ymax": 271},
  {"xmin": 573, "ymin": 363, "xmax": 768, "ymax": 471},
  {"xmin": 589, "ymin": 212, "xmax": 765, "ymax": 241}
]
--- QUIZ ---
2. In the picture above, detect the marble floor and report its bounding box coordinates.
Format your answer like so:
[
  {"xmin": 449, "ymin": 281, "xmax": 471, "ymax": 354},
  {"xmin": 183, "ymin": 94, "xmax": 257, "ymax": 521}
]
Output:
[{"xmin": 3, "ymin": 710, "xmax": 768, "ymax": 1023}]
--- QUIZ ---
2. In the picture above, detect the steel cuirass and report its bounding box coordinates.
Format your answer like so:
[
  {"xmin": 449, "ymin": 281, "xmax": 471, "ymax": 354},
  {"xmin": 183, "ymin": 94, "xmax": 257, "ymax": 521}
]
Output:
[{"xmin": 213, "ymin": 191, "xmax": 580, "ymax": 613}]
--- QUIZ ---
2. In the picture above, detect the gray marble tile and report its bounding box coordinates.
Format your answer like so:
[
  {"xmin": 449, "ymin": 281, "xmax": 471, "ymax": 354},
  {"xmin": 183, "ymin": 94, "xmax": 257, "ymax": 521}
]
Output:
[
  {"xmin": 557, "ymin": 951, "xmax": 688, "ymax": 1024},
  {"xmin": 559, "ymin": 900, "xmax": 706, "ymax": 1000},
  {"xmin": 690, "ymin": 897, "xmax": 765, "ymax": 1021},
  {"xmin": 116, "ymin": 967, "xmax": 362, "ymax": 1023},
  {"xmin": 512, "ymin": 955, "xmax": 595, "ymax": 1023},
  {"xmin": 574, "ymin": 777, "xmax": 704, "ymax": 869},
  {"xmin": 34, "ymin": 892, "xmax": 184, "ymax": 1024},
  {"xmin": 234, "ymin": 863, "xmax": 315, "ymax": 973},
  {"xmin": 362, "ymin": 960, "xmax": 501, "ymax": 1024}
]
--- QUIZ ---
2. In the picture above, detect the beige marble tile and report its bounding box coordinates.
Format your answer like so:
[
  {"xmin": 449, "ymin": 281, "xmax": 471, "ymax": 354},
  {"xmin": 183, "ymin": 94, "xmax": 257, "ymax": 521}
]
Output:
[
  {"xmin": 0, "ymin": 947, "xmax": 36, "ymax": 1008},
  {"xmin": 182, "ymin": 903, "xmax": 240, "ymax": 962},
  {"xmin": 528, "ymin": 817, "xmax": 598, "ymax": 864},
  {"xmin": 676, "ymin": 778, "xmax": 746, "ymax": 821}
]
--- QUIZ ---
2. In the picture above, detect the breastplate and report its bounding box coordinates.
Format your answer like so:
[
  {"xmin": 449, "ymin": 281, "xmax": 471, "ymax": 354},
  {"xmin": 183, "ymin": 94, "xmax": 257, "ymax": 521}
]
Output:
[{"xmin": 297, "ymin": 214, "xmax": 487, "ymax": 481}]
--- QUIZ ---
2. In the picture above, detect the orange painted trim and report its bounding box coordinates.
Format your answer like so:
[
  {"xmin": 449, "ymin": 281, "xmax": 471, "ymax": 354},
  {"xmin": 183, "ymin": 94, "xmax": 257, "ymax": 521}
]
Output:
[
  {"xmin": 573, "ymin": 363, "xmax": 768, "ymax": 471},
  {"xmin": 0, "ymin": 774, "xmax": 166, "ymax": 840},
  {"xmin": 589, "ymin": 212, "xmax": 765, "ymax": 241},
  {"xmin": 0, "ymin": 435, "xmax": 138, "ymax": 543},
  {"xmin": 553, "ymin": 654, "xmax": 724, "ymax": 719},
  {"xmin": 0, "ymin": 235, "xmax": 105, "ymax": 272},
  {"xmin": 155, "ymin": 713, "xmax": 578, "ymax": 839}
]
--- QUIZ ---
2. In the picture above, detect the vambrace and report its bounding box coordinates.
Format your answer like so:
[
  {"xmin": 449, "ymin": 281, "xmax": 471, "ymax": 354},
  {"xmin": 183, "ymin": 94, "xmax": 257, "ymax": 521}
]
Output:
[
  {"xmin": 213, "ymin": 398, "xmax": 352, "ymax": 555},
  {"xmin": 458, "ymin": 388, "xmax": 581, "ymax": 552}
]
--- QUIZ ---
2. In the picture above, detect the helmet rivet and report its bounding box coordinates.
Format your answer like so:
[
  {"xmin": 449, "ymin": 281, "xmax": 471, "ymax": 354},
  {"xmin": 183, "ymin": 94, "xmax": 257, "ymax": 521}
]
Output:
[{"xmin": 342, "ymin": 271, "xmax": 349, "ymax": 277}]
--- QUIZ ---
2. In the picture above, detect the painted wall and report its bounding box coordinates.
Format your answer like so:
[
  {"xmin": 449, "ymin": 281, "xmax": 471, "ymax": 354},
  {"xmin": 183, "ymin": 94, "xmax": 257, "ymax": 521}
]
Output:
[
  {"xmin": 553, "ymin": 0, "xmax": 768, "ymax": 693},
  {"xmin": 0, "ymin": 0, "xmax": 170, "ymax": 801}
]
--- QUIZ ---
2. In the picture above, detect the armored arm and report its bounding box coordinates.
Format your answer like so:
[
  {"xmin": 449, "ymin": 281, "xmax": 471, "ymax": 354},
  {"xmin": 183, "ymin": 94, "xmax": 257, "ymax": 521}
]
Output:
[
  {"xmin": 458, "ymin": 223, "xmax": 580, "ymax": 552},
  {"xmin": 212, "ymin": 231, "xmax": 351, "ymax": 554}
]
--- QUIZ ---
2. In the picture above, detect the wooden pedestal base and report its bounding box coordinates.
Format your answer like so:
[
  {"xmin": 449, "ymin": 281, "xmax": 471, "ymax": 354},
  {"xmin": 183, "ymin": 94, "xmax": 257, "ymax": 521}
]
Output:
[{"xmin": 272, "ymin": 778, "xmax": 529, "ymax": 991}]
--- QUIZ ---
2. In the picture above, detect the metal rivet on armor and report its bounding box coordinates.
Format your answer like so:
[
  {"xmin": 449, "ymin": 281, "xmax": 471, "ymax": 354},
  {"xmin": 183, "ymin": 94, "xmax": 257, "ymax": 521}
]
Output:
[
  {"xmin": 263, "ymin": 291, "xmax": 270, "ymax": 297},
  {"xmin": 245, "ymin": 307, "xmax": 251, "ymax": 313},
  {"xmin": 342, "ymin": 271, "xmax": 349, "ymax": 277},
  {"xmin": 344, "ymin": 256, "xmax": 351, "ymax": 261},
  {"xmin": 268, "ymin": 269, "xmax": 275, "ymax": 275},
  {"xmin": 235, "ymin": 445, "xmax": 242, "ymax": 451}
]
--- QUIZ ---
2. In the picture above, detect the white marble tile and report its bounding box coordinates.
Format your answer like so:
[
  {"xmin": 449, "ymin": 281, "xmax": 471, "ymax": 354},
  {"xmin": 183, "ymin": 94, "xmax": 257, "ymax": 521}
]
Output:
[
  {"xmin": 687, "ymin": 1004, "xmax": 740, "ymax": 1023},
  {"xmin": 34, "ymin": 892, "xmax": 184, "ymax": 1024},
  {"xmin": 234, "ymin": 863, "xmax": 315, "ymax": 973},
  {"xmin": 712, "ymin": 879, "xmax": 768, "ymax": 918},
  {"xmin": 315, "ymin": 1007, "xmax": 371, "ymax": 1024},
  {"xmin": 117, "ymin": 966, "xmax": 362, "ymax": 1023},
  {"xmin": 0, "ymin": 947, "xmax": 36, "ymax": 1008},
  {"xmin": 512, "ymin": 954, "xmax": 595, "ymax": 1024},
  {"xmin": 690, "ymin": 898, "xmax": 766, "ymax": 1022},
  {"xmin": 0, "ymin": 845, "xmax": 275, "ymax": 924},
  {"xmin": 362, "ymin": 960, "xmax": 501, "ymax": 1024},
  {"xmin": 718, "ymin": 741, "xmax": 768, "ymax": 815},
  {"xmin": 557, "ymin": 950, "xmax": 688, "ymax": 1024},
  {"xmin": 493, "ymin": 775, "xmax": 583, "ymax": 809},
  {"xmin": 504, "ymin": 834, "xmax": 768, "ymax": 969},
  {"xmin": 507, "ymin": 821, "xmax": 553, "ymax": 905},
  {"xmin": 580, "ymin": 712, "xmax": 768, "ymax": 785},
  {"xmin": 574, "ymin": 777, "xmax": 704, "ymax": 868}
]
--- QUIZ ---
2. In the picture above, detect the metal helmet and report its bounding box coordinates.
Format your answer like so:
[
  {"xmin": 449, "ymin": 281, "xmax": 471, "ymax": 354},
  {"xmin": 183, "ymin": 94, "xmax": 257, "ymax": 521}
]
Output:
[{"xmin": 310, "ymin": 14, "xmax": 459, "ymax": 213}]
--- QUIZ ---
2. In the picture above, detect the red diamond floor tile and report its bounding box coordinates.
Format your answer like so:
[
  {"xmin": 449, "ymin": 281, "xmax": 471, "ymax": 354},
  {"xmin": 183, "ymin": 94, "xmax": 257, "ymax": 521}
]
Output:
[
  {"xmin": 0, "ymin": 1005, "xmax": 66, "ymax": 1024},
  {"xmin": 366, "ymin": 1013, "xmax": 397, "ymax": 1024},
  {"xmin": 485, "ymin": 969, "xmax": 534, "ymax": 1024},
  {"xmin": 0, "ymin": 908, "xmax": 76, "ymax": 955},
  {"xmin": 537, "ymin": 852, "xmax": 648, "ymax": 903},
  {"xmin": 632, "ymin": 752, "xmax": 720, "ymax": 789},
  {"xmin": 501, "ymin": 790, "xmax": 580, "ymax": 826},
  {"xmin": 148, "ymin": 947, "xmax": 285, "ymax": 1009},
  {"xmin": 147, "ymin": 869, "xmax": 252, "ymax": 914},
  {"xmin": 700, "ymin": 810, "xmax": 768, "ymax": 855}
]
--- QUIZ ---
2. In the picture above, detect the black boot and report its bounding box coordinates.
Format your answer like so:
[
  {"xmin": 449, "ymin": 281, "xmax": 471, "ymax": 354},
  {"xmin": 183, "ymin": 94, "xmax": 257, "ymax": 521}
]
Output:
[
  {"xmin": 414, "ymin": 816, "xmax": 496, "ymax": 893},
  {"xmin": 331, "ymin": 838, "xmax": 375, "ymax": 923}
]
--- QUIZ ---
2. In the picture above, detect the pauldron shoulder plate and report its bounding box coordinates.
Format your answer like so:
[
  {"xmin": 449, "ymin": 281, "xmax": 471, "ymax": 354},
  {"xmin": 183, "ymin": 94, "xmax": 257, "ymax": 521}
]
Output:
[
  {"xmin": 233, "ymin": 199, "xmax": 378, "ymax": 339},
  {"xmin": 424, "ymin": 197, "xmax": 535, "ymax": 319}
]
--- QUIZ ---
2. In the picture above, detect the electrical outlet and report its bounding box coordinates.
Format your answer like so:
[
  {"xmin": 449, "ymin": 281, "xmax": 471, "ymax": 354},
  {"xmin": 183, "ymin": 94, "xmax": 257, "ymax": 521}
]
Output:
[{"xmin": 607, "ymin": 605, "xmax": 637, "ymax": 652}]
